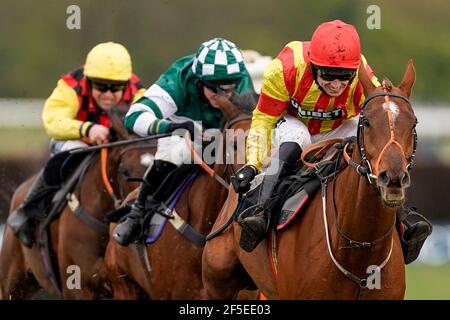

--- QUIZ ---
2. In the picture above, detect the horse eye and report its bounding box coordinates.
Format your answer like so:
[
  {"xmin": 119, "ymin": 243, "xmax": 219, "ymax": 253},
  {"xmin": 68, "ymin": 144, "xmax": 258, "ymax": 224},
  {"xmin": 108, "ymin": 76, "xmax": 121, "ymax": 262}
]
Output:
[
  {"xmin": 362, "ymin": 118, "xmax": 370, "ymax": 127},
  {"xmin": 118, "ymin": 166, "xmax": 130, "ymax": 177}
]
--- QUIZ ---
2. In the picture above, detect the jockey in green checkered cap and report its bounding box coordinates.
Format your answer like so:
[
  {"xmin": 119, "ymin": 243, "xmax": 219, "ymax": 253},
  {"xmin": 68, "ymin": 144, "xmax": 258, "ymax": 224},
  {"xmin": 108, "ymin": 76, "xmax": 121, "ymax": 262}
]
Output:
[
  {"xmin": 113, "ymin": 38, "xmax": 256, "ymax": 246},
  {"xmin": 192, "ymin": 38, "xmax": 247, "ymax": 81}
]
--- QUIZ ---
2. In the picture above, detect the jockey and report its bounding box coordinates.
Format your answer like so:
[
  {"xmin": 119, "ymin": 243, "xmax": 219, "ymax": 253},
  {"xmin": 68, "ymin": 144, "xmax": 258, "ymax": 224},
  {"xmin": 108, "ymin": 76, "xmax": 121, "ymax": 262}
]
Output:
[
  {"xmin": 7, "ymin": 42, "xmax": 145, "ymax": 248},
  {"xmin": 231, "ymin": 20, "xmax": 432, "ymax": 261},
  {"xmin": 113, "ymin": 38, "xmax": 255, "ymax": 246}
]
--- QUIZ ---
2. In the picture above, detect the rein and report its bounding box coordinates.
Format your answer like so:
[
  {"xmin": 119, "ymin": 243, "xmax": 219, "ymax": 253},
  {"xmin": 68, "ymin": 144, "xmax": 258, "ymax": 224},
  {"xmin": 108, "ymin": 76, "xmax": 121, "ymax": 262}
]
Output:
[
  {"xmin": 101, "ymin": 148, "xmax": 121, "ymax": 208},
  {"xmin": 184, "ymin": 135, "xmax": 230, "ymax": 190},
  {"xmin": 321, "ymin": 179, "xmax": 394, "ymax": 289},
  {"xmin": 184, "ymin": 113, "xmax": 252, "ymax": 190},
  {"xmin": 302, "ymin": 138, "xmax": 394, "ymax": 290},
  {"xmin": 69, "ymin": 132, "xmax": 172, "ymax": 154}
]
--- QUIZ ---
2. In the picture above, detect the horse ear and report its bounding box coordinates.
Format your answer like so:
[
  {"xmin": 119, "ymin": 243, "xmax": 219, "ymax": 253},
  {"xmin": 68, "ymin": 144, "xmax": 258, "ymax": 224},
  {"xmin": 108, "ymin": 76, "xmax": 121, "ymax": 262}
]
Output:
[
  {"xmin": 398, "ymin": 59, "xmax": 416, "ymax": 97},
  {"xmin": 358, "ymin": 62, "xmax": 376, "ymax": 96}
]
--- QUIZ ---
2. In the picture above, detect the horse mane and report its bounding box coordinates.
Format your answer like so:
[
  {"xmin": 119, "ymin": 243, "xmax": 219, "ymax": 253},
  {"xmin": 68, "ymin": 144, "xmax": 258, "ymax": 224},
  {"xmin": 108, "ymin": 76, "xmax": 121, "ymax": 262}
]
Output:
[{"xmin": 107, "ymin": 106, "xmax": 133, "ymax": 141}]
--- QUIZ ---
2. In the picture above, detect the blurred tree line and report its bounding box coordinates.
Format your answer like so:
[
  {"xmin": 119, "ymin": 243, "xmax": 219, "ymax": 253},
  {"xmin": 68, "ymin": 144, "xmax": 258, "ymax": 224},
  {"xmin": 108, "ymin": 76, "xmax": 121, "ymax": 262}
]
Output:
[{"xmin": 0, "ymin": 0, "xmax": 449, "ymax": 103}]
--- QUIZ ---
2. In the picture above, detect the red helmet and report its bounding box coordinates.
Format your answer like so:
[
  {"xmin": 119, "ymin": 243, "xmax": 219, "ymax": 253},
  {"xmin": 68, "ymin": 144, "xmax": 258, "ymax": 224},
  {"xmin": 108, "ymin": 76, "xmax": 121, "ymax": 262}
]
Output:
[{"xmin": 309, "ymin": 20, "xmax": 361, "ymax": 69}]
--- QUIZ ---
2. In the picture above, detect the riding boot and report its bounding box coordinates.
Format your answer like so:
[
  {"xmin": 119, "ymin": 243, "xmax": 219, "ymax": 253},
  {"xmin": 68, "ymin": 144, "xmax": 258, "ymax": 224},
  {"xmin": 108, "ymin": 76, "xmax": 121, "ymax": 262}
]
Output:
[
  {"xmin": 396, "ymin": 207, "xmax": 432, "ymax": 264},
  {"xmin": 113, "ymin": 160, "xmax": 177, "ymax": 246},
  {"xmin": 7, "ymin": 170, "xmax": 58, "ymax": 248},
  {"xmin": 238, "ymin": 142, "xmax": 302, "ymax": 252}
]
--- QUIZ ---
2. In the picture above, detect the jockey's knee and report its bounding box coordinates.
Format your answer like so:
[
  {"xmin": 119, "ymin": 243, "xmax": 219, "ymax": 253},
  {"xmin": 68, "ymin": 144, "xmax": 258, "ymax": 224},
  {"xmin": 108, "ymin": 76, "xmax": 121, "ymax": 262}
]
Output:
[
  {"xmin": 155, "ymin": 136, "xmax": 192, "ymax": 166},
  {"xmin": 50, "ymin": 139, "xmax": 88, "ymax": 154},
  {"xmin": 279, "ymin": 142, "xmax": 302, "ymax": 165}
]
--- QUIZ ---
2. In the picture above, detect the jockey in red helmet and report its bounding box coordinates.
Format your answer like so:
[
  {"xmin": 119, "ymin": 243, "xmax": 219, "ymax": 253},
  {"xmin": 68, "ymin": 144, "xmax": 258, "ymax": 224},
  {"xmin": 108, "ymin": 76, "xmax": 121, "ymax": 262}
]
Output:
[{"xmin": 231, "ymin": 20, "xmax": 432, "ymax": 262}]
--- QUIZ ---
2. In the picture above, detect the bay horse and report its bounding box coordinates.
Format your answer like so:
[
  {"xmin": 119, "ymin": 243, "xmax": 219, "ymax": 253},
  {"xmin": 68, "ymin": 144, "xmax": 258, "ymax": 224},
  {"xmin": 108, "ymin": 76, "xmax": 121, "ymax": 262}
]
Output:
[
  {"xmin": 104, "ymin": 108, "xmax": 253, "ymax": 299},
  {"xmin": 202, "ymin": 61, "xmax": 419, "ymax": 299},
  {"xmin": 0, "ymin": 110, "xmax": 156, "ymax": 299}
]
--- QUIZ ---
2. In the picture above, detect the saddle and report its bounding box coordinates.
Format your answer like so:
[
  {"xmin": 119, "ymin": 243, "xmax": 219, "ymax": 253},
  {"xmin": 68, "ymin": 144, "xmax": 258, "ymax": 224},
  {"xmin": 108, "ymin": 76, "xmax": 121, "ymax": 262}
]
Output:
[
  {"xmin": 234, "ymin": 139, "xmax": 352, "ymax": 231},
  {"xmin": 106, "ymin": 164, "xmax": 200, "ymax": 244},
  {"xmin": 24, "ymin": 151, "xmax": 95, "ymax": 226}
]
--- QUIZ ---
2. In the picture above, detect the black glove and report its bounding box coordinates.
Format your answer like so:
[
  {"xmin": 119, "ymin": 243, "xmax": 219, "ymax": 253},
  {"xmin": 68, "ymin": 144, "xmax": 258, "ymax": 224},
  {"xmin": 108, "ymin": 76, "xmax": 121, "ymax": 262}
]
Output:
[
  {"xmin": 231, "ymin": 165, "xmax": 257, "ymax": 194},
  {"xmin": 167, "ymin": 121, "xmax": 196, "ymax": 141}
]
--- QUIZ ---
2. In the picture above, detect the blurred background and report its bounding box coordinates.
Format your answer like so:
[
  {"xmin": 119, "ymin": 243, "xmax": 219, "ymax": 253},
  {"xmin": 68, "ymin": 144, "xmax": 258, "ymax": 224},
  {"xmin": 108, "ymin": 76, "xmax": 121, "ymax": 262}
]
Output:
[{"xmin": 0, "ymin": 0, "xmax": 449, "ymax": 299}]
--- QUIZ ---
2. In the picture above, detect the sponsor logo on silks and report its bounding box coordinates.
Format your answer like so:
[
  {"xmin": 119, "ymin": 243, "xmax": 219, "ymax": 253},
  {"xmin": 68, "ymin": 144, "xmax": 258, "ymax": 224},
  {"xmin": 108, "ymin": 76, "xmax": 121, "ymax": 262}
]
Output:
[{"xmin": 290, "ymin": 99, "xmax": 343, "ymax": 120}]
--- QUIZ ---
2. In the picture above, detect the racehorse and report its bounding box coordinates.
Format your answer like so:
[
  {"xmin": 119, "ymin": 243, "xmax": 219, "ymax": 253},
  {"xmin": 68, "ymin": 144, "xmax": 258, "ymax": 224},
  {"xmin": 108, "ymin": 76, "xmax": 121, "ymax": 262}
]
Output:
[
  {"xmin": 0, "ymin": 109, "xmax": 156, "ymax": 299},
  {"xmin": 202, "ymin": 61, "xmax": 418, "ymax": 299},
  {"xmin": 104, "ymin": 105, "xmax": 253, "ymax": 299}
]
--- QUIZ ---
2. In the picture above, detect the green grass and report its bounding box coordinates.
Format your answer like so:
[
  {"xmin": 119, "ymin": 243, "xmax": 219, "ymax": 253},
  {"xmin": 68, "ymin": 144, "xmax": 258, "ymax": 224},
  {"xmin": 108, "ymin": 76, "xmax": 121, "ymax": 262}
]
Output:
[
  {"xmin": 405, "ymin": 264, "xmax": 450, "ymax": 299},
  {"xmin": 0, "ymin": 127, "xmax": 49, "ymax": 157}
]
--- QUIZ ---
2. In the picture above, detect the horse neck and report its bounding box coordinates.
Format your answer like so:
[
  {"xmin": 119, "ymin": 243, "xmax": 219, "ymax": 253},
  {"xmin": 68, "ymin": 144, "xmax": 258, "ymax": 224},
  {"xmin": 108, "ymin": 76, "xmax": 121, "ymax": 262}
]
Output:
[
  {"xmin": 332, "ymin": 151, "xmax": 396, "ymax": 267},
  {"xmin": 77, "ymin": 153, "xmax": 116, "ymax": 218},
  {"xmin": 186, "ymin": 154, "xmax": 231, "ymax": 234}
]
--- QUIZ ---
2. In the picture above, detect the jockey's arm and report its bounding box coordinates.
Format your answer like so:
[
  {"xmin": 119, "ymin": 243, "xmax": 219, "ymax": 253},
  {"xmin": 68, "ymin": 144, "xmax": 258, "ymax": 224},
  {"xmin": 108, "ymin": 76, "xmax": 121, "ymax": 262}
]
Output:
[
  {"xmin": 246, "ymin": 109, "xmax": 283, "ymax": 172},
  {"xmin": 42, "ymin": 79, "xmax": 93, "ymax": 140},
  {"xmin": 245, "ymin": 58, "xmax": 290, "ymax": 172},
  {"xmin": 124, "ymin": 83, "xmax": 180, "ymax": 137},
  {"xmin": 361, "ymin": 55, "xmax": 380, "ymax": 86}
]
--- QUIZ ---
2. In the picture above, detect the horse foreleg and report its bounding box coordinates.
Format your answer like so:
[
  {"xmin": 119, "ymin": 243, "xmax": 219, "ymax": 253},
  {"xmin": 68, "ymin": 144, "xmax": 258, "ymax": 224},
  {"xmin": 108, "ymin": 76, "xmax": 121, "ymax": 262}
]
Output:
[
  {"xmin": 0, "ymin": 227, "xmax": 40, "ymax": 300},
  {"xmin": 202, "ymin": 226, "xmax": 248, "ymax": 300},
  {"xmin": 110, "ymin": 273, "xmax": 147, "ymax": 300},
  {"xmin": 104, "ymin": 233, "xmax": 147, "ymax": 300}
]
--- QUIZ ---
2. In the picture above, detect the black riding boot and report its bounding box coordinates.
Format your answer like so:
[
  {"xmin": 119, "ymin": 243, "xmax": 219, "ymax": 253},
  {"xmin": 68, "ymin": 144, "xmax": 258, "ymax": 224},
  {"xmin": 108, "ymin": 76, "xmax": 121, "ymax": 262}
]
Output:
[
  {"xmin": 7, "ymin": 170, "xmax": 58, "ymax": 248},
  {"xmin": 397, "ymin": 207, "xmax": 432, "ymax": 264},
  {"xmin": 113, "ymin": 160, "xmax": 177, "ymax": 246},
  {"xmin": 238, "ymin": 142, "xmax": 301, "ymax": 252}
]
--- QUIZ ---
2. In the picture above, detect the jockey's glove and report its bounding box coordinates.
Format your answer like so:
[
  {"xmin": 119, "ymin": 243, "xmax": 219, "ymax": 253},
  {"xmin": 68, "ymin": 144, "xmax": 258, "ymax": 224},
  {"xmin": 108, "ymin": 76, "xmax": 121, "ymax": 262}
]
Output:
[
  {"xmin": 167, "ymin": 121, "xmax": 196, "ymax": 141},
  {"xmin": 231, "ymin": 165, "xmax": 258, "ymax": 194}
]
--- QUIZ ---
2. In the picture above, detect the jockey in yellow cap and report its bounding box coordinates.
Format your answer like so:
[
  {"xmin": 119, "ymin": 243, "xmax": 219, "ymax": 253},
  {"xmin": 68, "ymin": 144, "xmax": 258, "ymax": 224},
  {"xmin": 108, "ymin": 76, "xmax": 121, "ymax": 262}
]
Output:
[{"xmin": 7, "ymin": 42, "xmax": 145, "ymax": 248}]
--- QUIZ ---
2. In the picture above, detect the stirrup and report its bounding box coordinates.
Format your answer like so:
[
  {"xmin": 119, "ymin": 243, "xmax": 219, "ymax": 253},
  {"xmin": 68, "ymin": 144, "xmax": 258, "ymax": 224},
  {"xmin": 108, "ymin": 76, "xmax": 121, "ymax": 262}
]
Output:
[
  {"xmin": 238, "ymin": 222, "xmax": 267, "ymax": 252},
  {"xmin": 7, "ymin": 210, "xmax": 35, "ymax": 248},
  {"xmin": 238, "ymin": 208, "xmax": 267, "ymax": 252},
  {"xmin": 399, "ymin": 209, "xmax": 432, "ymax": 264},
  {"xmin": 113, "ymin": 212, "xmax": 144, "ymax": 246}
]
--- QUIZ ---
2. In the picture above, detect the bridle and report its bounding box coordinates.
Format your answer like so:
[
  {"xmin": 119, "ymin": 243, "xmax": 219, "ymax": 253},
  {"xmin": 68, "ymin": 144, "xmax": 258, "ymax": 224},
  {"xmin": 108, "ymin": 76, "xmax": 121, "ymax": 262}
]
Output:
[
  {"xmin": 222, "ymin": 113, "xmax": 252, "ymax": 177},
  {"xmin": 344, "ymin": 83, "xmax": 418, "ymax": 185},
  {"xmin": 101, "ymin": 142, "xmax": 157, "ymax": 208}
]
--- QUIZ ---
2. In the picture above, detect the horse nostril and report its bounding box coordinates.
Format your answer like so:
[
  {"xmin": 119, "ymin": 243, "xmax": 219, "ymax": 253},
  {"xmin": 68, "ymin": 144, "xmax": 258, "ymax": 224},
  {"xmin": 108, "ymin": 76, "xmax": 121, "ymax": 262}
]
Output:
[
  {"xmin": 400, "ymin": 171, "xmax": 411, "ymax": 187},
  {"xmin": 378, "ymin": 171, "xmax": 391, "ymax": 186}
]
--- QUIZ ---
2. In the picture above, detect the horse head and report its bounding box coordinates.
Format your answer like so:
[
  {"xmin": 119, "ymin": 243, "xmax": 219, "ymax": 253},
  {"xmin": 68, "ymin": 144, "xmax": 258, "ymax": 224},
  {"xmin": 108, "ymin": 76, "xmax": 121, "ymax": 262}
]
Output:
[
  {"xmin": 217, "ymin": 92, "xmax": 256, "ymax": 176},
  {"xmin": 106, "ymin": 106, "xmax": 156, "ymax": 200},
  {"xmin": 358, "ymin": 60, "xmax": 417, "ymax": 207}
]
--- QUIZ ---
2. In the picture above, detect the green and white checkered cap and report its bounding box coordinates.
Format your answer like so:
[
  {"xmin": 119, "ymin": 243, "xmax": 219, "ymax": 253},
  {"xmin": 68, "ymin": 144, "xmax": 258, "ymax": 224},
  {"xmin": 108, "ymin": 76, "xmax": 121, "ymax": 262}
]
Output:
[{"xmin": 192, "ymin": 38, "xmax": 246, "ymax": 81}]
